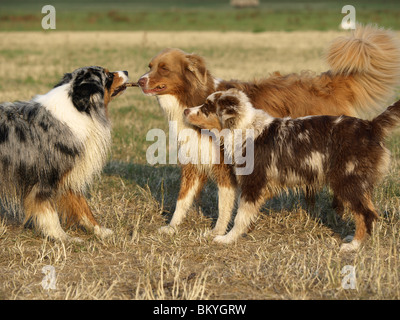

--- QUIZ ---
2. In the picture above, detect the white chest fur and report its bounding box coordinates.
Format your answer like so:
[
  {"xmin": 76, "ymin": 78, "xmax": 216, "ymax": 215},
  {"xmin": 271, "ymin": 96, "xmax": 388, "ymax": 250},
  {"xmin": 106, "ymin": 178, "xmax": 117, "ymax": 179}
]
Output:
[{"xmin": 157, "ymin": 95, "xmax": 218, "ymax": 171}]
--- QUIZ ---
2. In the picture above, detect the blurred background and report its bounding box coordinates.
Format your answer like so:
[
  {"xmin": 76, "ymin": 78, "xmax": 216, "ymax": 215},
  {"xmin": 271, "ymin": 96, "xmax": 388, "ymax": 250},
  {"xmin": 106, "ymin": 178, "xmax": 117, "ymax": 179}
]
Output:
[{"xmin": 1, "ymin": 0, "xmax": 399, "ymax": 32}]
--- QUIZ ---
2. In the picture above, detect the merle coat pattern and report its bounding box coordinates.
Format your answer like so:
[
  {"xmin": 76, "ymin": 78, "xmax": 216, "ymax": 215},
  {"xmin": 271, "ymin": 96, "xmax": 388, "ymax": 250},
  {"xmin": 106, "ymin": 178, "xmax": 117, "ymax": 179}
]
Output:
[
  {"xmin": 184, "ymin": 88, "xmax": 400, "ymax": 251},
  {"xmin": 0, "ymin": 66, "xmax": 129, "ymax": 241}
]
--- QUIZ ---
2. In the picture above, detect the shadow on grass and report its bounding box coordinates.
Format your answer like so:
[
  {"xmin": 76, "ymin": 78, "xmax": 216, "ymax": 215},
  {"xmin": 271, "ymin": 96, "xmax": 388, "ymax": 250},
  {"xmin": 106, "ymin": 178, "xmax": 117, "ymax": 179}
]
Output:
[
  {"xmin": 103, "ymin": 160, "xmax": 219, "ymax": 222},
  {"xmin": 103, "ymin": 160, "xmax": 352, "ymax": 237}
]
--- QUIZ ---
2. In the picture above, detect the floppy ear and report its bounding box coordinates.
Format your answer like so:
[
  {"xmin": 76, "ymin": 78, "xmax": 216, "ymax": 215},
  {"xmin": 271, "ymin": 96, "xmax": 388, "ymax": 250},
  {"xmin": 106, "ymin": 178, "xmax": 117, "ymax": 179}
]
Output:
[
  {"xmin": 53, "ymin": 73, "xmax": 73, "ymax": 88},
  {"xmin": 186, "ymin": 54, "xmax": 208, "ymax": 85},
  {"xmin": 216, "ymin": 95, "xmax": 239, "ymax": 128},
  {"xmin": 71, "ymin": 80, "xmax": 104, "ymax": 113},
  {"xmin": 218, "ymin": 95, "xmax": 240, "ymax": 109}
]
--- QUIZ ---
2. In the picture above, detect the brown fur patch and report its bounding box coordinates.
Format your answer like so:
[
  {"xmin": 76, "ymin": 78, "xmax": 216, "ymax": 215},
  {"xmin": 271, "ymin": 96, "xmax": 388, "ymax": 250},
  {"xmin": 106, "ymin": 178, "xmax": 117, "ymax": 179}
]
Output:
[
  {"xmin": 57, "ymin": 191, "xmax": 99, "ymax": 230},
  {"xmin": 177, "ymin": 164, "xmax": 206, "ymax": 201},
  {"xmin": 104, "ymin": 70, "xmax": 128, "ymax": 110}
]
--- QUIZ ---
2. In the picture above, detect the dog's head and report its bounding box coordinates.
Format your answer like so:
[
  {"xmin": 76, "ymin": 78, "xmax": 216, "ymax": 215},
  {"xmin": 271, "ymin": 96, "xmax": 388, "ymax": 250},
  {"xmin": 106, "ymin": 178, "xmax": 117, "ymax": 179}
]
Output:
[
  {"xmin": 184, "ymin": 88, "xmax": 250, "ymax": 130},
  {"xmin": 54, "ymin": 66, "xmax": 129, "ymax": 114},
  {"xmin": 137, "ymin": 48, "xmax": 209, "ymax": 97}
]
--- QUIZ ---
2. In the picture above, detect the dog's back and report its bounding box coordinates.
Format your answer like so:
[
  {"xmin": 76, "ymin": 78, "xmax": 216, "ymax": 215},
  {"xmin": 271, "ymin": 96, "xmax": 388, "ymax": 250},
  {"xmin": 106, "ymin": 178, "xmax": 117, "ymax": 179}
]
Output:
[
  {"xmin": 0, "ymin": 101, "xmax": 82, "ymax": 203},
  {"xmin": 243, "ymin": 113, "xmax": 390, "ymax": 201}
]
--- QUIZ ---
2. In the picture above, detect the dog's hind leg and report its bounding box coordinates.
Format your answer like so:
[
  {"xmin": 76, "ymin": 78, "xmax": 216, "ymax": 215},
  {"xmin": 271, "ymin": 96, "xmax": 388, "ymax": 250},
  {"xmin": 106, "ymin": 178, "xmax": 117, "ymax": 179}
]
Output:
[
  {"xmin": 57, "ymin": 191, "xmax": 113, "ymax": 239},
  {"xmin": 24, "ymin": 189, "xmax": 81, "ymax": 242},
  {"xmin": 340, "ymin": 193, "xmax": 378, "ymax": 252},
  {"xmin": 332, "ymin": 194, "xmax": 345, "ymax": 217}
]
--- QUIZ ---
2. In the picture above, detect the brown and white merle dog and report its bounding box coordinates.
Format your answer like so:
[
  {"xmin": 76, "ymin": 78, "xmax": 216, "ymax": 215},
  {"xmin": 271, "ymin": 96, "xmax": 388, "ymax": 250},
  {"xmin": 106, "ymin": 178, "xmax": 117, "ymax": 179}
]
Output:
[
  {"xmin": 0, "ymin": 66, "xmax": 130, "ymax": 242},
  {"xmin": 184, "ymin": 88, "xmax": 400, "ymax": 251}
]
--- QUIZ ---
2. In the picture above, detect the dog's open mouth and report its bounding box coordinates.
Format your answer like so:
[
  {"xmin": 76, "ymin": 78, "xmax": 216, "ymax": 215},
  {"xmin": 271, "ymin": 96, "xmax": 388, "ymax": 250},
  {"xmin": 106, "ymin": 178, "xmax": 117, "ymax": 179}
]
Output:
[
  {"xmin": 142, "ymin": 84, "xmax": 167, "ymax": 95},
  {"xmin": 112, "ymin": 84, "xmax": 127, "ymax": 97}
]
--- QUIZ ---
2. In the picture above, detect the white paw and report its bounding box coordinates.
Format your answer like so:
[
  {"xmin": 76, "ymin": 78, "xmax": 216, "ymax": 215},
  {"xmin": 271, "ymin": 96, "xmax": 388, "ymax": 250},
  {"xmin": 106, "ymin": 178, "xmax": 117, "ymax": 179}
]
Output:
[
  {"xmin": 213, "ymin": 234, "xmax": 235, "ymax": 244},
  {"xmin": 203, "ymin": 228, "xmax": 225, "ymax": 237},
  {"xmin": 47, "ymin": 232, "xmax": 82, "ymax": 244},
  {"xmin": 158, "ymin": 225, "xmax": 177, "ymax": 235},
  {"xmin": 340, "ymin": 239, "xmax": 361, "ymax": 253},
  {"xmin": 94, "ymin": 226, "xmax": 114, "ymax": 239}
]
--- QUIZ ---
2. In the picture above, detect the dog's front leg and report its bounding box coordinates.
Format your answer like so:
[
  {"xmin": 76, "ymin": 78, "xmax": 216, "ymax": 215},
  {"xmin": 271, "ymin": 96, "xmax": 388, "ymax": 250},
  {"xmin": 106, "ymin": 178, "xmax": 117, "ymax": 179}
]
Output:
[
  {"xmin": 204, "ymin": 163, "xmax": 238, "ymax": 236},
  {"xmin": 159, "ymin": 164, "xmax": 206, "ymax": 234},
  {"xmin": 213, "ymin": 197, "xmax": 262, "ymax": 244}
]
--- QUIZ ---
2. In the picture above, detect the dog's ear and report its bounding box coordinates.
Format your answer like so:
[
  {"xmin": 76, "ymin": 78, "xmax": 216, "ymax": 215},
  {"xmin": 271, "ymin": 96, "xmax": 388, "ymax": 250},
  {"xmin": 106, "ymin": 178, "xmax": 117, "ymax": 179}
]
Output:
[
  {"xmin": 217, "ymin": 95, "xmax": 240, "ymax": 110},
  {"xmin": 53, "ymin": 73, "xmax": 73, "ymax": 88},
  {"xmin": 216, "ymin": 95, "xmax": 239, "ymax": 128},
  {"xmin": 71, "ymin": 71, "xmax": 104, "ymax": 113},
  {"xmin": 185, "ymin": 54, "xmax": 208, "ymax": 85}
]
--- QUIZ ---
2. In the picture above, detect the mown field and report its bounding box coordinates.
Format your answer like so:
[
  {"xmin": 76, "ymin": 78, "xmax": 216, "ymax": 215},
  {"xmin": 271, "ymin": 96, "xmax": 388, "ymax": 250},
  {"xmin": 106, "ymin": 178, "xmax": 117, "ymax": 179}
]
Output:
[{"xmin": 0, "ymin": 30, "xmax": 399, "ymax": 301}]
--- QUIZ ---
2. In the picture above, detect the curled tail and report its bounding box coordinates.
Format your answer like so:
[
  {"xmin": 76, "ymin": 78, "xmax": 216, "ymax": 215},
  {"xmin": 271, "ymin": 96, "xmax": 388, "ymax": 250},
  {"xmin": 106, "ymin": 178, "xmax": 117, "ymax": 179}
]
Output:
[
  {"xmin": 326, "ymin": 24, "xmax": 400, "ymax": 118},
  {"xmin": 372, "ymin": 100, "xmax": 400, "ymax": 138}
]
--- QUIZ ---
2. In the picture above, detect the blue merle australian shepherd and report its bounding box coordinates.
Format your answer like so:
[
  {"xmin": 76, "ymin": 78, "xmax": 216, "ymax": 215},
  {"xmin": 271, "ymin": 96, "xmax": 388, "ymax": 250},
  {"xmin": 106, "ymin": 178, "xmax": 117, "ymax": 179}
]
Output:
[
  {"xmin": 184, "ymin": 88, "xmax": 400, "ymax": 252},
  {"xmin": 0, "ymin": 66, "xmax": 129, "ymax": 242}
]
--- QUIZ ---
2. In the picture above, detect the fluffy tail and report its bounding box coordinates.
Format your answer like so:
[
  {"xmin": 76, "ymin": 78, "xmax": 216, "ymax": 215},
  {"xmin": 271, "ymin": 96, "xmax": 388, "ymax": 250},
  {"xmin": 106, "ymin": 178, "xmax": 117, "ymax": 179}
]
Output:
[
  {"xmin": 326, "ymin": 24, "xmax": 400, "ymax": 119},
  {"xmin": 372, "ymin": 100, "xmax": 400, "ymax": 137}
]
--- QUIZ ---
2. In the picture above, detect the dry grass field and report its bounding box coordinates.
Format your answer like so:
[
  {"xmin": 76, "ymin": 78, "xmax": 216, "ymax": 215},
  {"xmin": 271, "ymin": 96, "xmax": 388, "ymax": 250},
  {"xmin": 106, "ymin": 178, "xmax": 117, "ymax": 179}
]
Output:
[{"xmin": 0, "ymin": 30, "xmax": 400, "ymax": 300}]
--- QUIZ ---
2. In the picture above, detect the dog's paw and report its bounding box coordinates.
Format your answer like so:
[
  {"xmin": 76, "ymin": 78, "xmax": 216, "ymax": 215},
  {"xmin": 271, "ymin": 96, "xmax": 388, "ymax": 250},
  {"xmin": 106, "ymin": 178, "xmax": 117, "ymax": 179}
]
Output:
[
  {"xmin": 339, "ymin": 239, "xmax": 361, "ymax": 253},
  {"xmin": 203, "ymin": 228, "xmax": 225, "ymax": 237},
  {"xmin": 213, "ymin": 234, "xmax": 235, "ymax": 244},
  {"xmin": 158, "ymin": 225, "xmax": 177, "ymax": 235},
  {"xmin": 94, "ymin": 226, "xmax": 114, "ymax": 239},
  {"xmin": 50, "ymin": 233, "xmax": 82, "ymax": 244}
]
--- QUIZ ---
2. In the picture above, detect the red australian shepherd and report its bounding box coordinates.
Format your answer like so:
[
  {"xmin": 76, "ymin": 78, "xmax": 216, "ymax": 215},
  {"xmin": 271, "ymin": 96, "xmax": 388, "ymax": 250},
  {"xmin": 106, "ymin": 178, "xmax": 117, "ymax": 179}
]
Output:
[
  {"xmin": 184, "ymin": 88, "xmax": 400, "ymax": 251},
  {"xmin": 138, "ymin": 25, "xmax": 400, "ymax": 239}
]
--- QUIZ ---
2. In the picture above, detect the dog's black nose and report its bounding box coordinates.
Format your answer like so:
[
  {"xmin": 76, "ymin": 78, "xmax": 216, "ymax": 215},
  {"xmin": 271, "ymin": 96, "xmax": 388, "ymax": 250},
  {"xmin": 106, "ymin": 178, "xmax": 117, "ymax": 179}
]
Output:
[
  {"xmin": 184, "ymin": 109, "xmax": 190, "ymax": 116},
  {"xmin": 123, "ymin": 71, "xmax": 128, "ymax": 76}
]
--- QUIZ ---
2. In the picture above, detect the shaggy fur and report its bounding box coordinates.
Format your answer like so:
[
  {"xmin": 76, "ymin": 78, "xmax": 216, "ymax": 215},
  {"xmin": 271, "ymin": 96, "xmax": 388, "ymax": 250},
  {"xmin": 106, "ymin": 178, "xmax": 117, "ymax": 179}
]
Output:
[
  {"xmin": 184, "ymin": 88, "xmax": 400, "ymax": 251},
  {"xmin": 138, "ymin": 24, "xmax": 400, "ymax": 236},
  {"xmin": 0, "ymin": 66, "xmax": 129, "ymax": 241}
]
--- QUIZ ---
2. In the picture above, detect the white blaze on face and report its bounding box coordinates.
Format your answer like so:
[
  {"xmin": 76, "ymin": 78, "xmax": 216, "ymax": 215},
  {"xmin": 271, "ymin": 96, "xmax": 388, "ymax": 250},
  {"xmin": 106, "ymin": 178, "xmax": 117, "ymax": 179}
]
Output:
[{"xmin": 117, "ymin": 71, "xmax": 129, "ymax": 83}]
